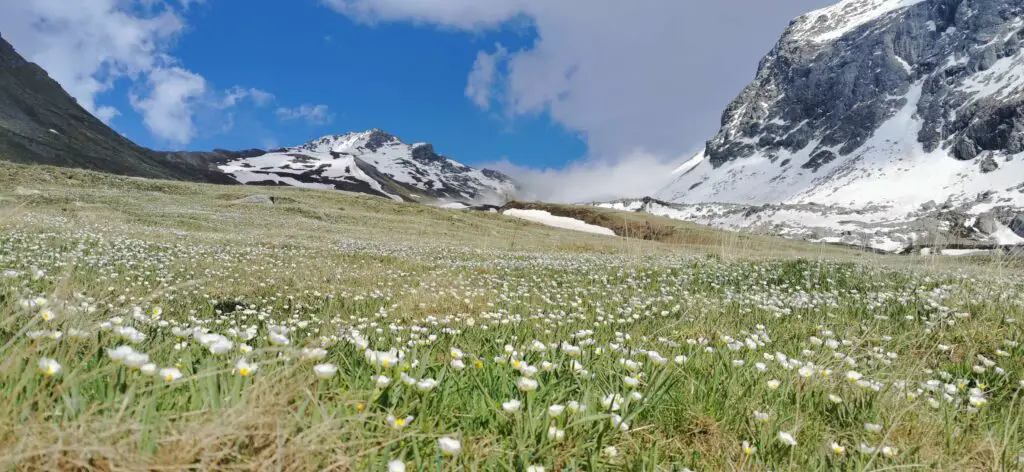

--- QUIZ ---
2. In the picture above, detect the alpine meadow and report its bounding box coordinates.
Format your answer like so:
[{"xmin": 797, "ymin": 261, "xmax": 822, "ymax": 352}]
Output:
[
  {"xmin": 1, "ymin": 162, "xmax": 1022, "ymax": 470},
  {"xmin": 4, "ymin": 0, "xmax": 1024, "ymax": 470}
]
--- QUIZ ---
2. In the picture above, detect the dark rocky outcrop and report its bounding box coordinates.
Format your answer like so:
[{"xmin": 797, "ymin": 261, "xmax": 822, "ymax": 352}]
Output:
[
  {"xmin": 1010, "ymin": 213, "xmax": 1024, "ymax": 237},
  {"xmin": 704, "ymin": 0, "xmax": 1024, "ymax": 169},
  {"xmin": 973, "ymin": 212, "xmax": 999, "ymax": 234},
  {"xmin": 361, "ymin": 129, "xmax": 399, "ymax": 152}
]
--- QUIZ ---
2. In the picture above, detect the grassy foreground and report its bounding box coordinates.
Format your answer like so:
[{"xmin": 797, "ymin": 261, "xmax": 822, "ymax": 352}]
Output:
[{"xmin": 1, "ymin": 162, "xmax": 1023, "ymax": 471}]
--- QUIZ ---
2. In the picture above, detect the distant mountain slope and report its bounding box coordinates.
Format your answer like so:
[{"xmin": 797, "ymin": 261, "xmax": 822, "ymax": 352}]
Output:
[
  {"xmin": 0, "ymin": 33, "xmax": 240, "ymax": 183},
  {"xmin": 644, "ymin": 0, "xmax": 1024, "ymax": 251},
  {"xmin": 0, "ymin": 32, "xmax": 514, "ymax": 203},
  {"xmin": 219, "ymin": 130, "xmax": 516, "ymax": 203}
]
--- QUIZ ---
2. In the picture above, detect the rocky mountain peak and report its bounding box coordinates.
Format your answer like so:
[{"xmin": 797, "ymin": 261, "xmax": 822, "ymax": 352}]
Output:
[
  {"xmin": 663, "ymin": 0, "xmax": 1024, "ymax": 208},
  {"xmin": 646, "ymin": 0, "xmax": 1024, "ymax": 252},
  {"xmin": 363, "ymin": 128, "xmax": 399, "ymax": 152}
]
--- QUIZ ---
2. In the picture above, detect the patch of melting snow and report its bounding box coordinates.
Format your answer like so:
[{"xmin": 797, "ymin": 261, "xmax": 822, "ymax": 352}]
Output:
[
  {"xmin": 990, "ymin": 224, "xmax": 1024, "ymax": 246},
  {"xmin": 503, "ymin": 209, "xmax": 616, "ymax": 236},
  {"xmin": 940, "ymin": 249, "xmax": 993, "ymax": 256}
]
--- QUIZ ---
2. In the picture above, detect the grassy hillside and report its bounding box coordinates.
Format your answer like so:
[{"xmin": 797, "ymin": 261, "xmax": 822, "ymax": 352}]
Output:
[{"xmin": 1, "ymin": 161, "xmax": 1022, "ymax": 470}]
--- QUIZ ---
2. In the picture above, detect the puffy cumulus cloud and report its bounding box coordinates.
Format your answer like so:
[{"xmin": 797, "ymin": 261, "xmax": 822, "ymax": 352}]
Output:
[
  {"xmin": 465, "ymin": 44, "xmax": 507, "ymax": 110},
  {"xmin": 0, "ymin": 0, "xmax": 277, "ymax": 144},
  {"xmin": 276, "ymin": 104, "xmax": 335, "ymax": 125},
  {"xmin": 0, "ymin": 0, "xmax": 184, "ymax": 121},
  {"xmin": 130, "ymin": 67, "xmax": 207, "ymax": 145},
  {"xmin": 485, "ymin": 149, "xmax": 693, "ymax": 203},
  {"xmin": 325, "ymin": 0, "xmax": 830, "ymax": 198}
]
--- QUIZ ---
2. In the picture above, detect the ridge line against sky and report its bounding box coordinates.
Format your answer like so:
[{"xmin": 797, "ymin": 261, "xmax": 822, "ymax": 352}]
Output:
[{"xmin": 0, "ymin": 0, "xmax": 833, "ymax": 202}]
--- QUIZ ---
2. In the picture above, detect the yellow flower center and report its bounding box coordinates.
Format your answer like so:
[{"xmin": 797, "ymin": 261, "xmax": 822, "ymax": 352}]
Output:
[
  {"xmin": 474, "ymin": 360, "xmax": 484, "ymax": 369},
  {"xmin": 743, "ymin": 447, "xmax": 754, "ymax": 455},
  {"xmin": 832, "ymin": 445, "xmax": 845, "ymax": 455},
  {"xmin": 44, "ymin": 366, "xmax": 56, "ymax": 376},
  {"xmin": 512, "ymin": 360, "xmax": 521, "ymax": 369},
  {"xmin": 394, "ymin": 418, "xmax": 405, "ymax": 426},
  {"xmin": 381, "ymin": 359, "xmax": 391, "ymax": 368},
  {"xmin": 355, "ymin": 402, "xmax": 366, "ymax": 412},
  {"xmin": 239, "ymin": 367, "xmax": 251, "ymax": 376}
]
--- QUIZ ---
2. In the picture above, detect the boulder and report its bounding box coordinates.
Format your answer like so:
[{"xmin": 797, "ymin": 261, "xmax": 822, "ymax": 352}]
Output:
[
  {"xmin": 973, "ymin": 212, "xmax": 999, "ymax": 235},
  {"xmin": 235, "ymin": 194, "xmax": 274, "ymax": 205},
  {"xmin": 1010, "ymin": 213, "xmax": 1024, "ymax": 238},
  {"xmin": 979, "ymin": 154, "xmax": 999, "ymax": 173}
]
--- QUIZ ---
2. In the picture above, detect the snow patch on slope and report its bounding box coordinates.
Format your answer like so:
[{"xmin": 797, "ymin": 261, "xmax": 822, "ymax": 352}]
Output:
[
  {"xmin": 791, "ymin": 0, "xmax": 926, "ymax": 43},
  {"xmin": 657, "ymin": 81, "xmax": 1024, "ymax": 217},
  {"xmin": 218, "ymin": 130, "xmax": 514, "ymax": 203},
  {"xmin": 219, "ymin": 152, "xmax": 403, "ymax": 201},
  {"xmin": 990, "ymin": 223, "xmax": 1024, "ymax": 245},
  {"xmin": 503, "ymin": 209, "xmax": 616, "ymax": 236}
]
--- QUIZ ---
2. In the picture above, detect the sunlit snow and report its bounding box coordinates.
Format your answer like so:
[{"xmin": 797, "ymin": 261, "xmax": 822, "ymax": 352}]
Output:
[{"xmin": 503, "ymin": 209, "xmax": 616, "ymax": 236}]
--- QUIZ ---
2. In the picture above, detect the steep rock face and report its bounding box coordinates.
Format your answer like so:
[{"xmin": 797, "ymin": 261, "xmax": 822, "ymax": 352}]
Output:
[
  {"xmin": 658, "ymin": 0, "xmax": 1024, "ymax": 215},
  {"xmin": 707, "ymin": 0, "xmax": 1024, "ymax": 166},
  {"xmin": 219, "ymin": 130, "xmax": 516, "ymax": 203}
]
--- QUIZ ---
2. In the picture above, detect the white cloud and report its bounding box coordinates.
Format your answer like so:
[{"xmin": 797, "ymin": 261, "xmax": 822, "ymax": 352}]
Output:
[
  {"xmin": 465, "ymin": 43, "xmax": 507, "ymax": 110},
  {"xmin": 0, "ymin": 0, "xmax": 185, "ymax": 121},
  {"xmin": 130, "ymin": 67, "xmax": 207, "ymax": 145},
  {"xmin": 276, "ymin": 104, "xmax": 334, "ymax": 125},
  {"xmin": 324, "ymin": 0, "xmax": 830, "ymax": 199},
  {"xmin": 221, "ymin": 86, "xmax": 275, "ymax": 108},
  {"xmin": 322, "ymin": 0, "xmax": 527, "ymax": 29},
  {"xmin": 486, "ymin": 149, "xmax": 690, "ymax": 203},
  {"xmin": 177, "ymin": 0, "xmax": 206, "ymax": 10},
  {"xmin": 0, "ymin": 0, "xmax": 276, "ymax": 146},
  {"xmin": 94, "ymin": 106, "xmax": 121, "ymax": 124}
]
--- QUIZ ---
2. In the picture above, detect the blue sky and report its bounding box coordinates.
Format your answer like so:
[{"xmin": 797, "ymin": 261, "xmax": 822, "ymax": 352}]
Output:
[
  {"xmin": 99, "ymin": 0, "xmax": 587, "ymax": 168},
  {"xmin": 1, "ymin": 0, "xmax": 831, "ymax": 200}
]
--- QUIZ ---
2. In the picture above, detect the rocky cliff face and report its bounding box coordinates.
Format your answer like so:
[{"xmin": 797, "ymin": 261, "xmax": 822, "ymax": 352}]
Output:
[
  {"xmin": 705, "ymin": 0, "xmax": 1024, "ymax": 167},
  {"xmin": 647, "ymin": 0, "xmax": 1024, "ymax": 250},
  {"xmin": 659, "ymin": 0, "xmax": 1024, "ymax": 210}
]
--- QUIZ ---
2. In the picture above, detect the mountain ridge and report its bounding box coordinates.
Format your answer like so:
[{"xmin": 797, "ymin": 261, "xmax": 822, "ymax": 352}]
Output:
[
  {"xmin": 659, "ymin": 0, "xmax": 1024, "ymax": 211},
  {"xmin": 0, "ymin": 33, "xmax": 513, "ymax": 204},
  {"xmin": 636, "ymin": 0, "xmax": 1024, "ymax": 251},
  {"xmin": 218, "ymin": 129, "xmax": 515, "ymax": 203}
]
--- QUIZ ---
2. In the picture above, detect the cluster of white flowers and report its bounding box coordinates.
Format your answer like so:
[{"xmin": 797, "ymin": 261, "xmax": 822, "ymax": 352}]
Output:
[{"xmin": 4, "ymin": 221, "xmax": 1022, "ymax": 470}]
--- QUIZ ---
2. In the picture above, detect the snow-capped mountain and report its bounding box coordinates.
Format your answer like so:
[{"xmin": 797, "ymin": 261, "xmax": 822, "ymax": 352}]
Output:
[
  {"xmin": 219, "ymin": 129, "xmax": 515, "ymax": 203},
  {"xmin": 642, "ymin": 0, "xmax": 1024, "ymax": 251},
  {"xmin": 0, "ymin": 33, "xmax": 513, "ymax": 204}
]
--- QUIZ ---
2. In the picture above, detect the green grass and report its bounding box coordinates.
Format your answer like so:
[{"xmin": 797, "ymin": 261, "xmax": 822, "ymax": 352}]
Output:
[{"xmin": 1, "ymin": 161, "xmax": 1023, "ymax": 471}]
